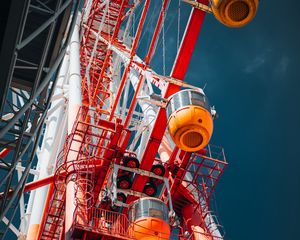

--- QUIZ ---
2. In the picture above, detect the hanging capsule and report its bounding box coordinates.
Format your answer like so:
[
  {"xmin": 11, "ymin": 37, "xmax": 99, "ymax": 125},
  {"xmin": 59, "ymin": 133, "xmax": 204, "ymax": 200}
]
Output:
[
  {"xmin": 211, "ymin": 0, "xmax": 259, "ymax": 28},
  {"xmin": 166, "ymin": 89, "xmax": 213, "ymax": 152},
  {"xmin": 128, "ymin": 198, "xmax": 171, "ymax": 240}
]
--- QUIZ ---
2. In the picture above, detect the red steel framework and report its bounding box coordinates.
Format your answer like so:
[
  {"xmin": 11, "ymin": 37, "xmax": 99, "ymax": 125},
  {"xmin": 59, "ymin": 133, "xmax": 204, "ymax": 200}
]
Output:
[
  {"xmin": 39, "ymin": 107, "xmax": 129, "ymax": 239},
  {"xmin": 36, "ymin": 0, "xmax": 228, "ymax": 239}
]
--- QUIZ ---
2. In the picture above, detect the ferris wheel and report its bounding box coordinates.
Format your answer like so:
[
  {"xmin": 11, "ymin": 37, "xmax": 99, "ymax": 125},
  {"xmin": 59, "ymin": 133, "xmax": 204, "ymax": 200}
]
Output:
[{"xmin": 0, "ymin": 0, "xmax": 259, "ymax": 239}]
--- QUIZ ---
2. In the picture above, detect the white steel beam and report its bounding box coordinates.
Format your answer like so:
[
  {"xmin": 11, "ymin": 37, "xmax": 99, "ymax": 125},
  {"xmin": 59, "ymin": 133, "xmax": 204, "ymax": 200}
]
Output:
[
  {"xmin": 65, "ymin": 14, "xmax": 82, "ymax": 240},
  {"xmin": 26, "ymin": 49, "xmax": 70, "ymax": 236},
  {"xmin": 2, "ymin": 217, "xmax": 20, "ymax": 238}
]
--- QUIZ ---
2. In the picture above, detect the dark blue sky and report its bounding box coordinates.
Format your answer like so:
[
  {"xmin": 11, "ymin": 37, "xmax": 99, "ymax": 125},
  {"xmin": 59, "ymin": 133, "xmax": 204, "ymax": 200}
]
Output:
[
  {"xmin": 139, "ymin": 1, "xmax": 300, "ymax": 239},
  {"xmin": 183, "ymin": 1, "xmax": 300, "ymax": 239},
  {"xmin": 3, "ymin": 1, "xmax": 298, "ymax": 239}
]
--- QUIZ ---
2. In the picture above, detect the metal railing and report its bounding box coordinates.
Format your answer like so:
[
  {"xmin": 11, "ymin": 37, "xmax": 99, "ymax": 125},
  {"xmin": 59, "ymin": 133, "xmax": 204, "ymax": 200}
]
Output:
[
  {"xmin": 187, "ymin": 231, "xmax": 224, "ymax": 240},
  {"xmin": 169, "ymin": 227, "xmax": 223, "ymax": 240},
  {"xmin": 182, "ymin": 145, "xmax": 228, "ymax": 203},
  {"xmin": 74, "ymin": 206, "xmax": 134, "ymax": 239},
  {"xmin": 73, "ymin": 206, "xmax": 224, "ymax": 240}
]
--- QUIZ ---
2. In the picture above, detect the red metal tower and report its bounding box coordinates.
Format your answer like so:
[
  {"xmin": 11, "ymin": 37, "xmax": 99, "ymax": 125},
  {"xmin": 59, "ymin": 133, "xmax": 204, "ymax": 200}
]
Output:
[
  {"xmin": 37, "ymin": 0, "xmax": 228, "ymax": 239},
  {"xmin": 0, "ymin": 0, "xmax": 259, "ymax": 239}
]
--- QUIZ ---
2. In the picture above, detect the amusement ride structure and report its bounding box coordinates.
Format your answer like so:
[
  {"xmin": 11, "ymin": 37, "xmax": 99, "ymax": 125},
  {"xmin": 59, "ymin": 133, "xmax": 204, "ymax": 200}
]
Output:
[{"xmin": 0, "ymin": 0, "xmax": 259, "ymax": 239}]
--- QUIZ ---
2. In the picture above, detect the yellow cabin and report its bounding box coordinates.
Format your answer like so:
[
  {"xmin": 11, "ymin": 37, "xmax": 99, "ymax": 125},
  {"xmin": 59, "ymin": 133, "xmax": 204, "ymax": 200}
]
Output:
[
  {"xmin": 128, "ymin": 198, "xmax": 171, "ymax": 240},
  {"xmin": 211, "ymin": 0, "xmax": 259, "ymax": 28},
  {"xmin": 166, "ymin": 89, "xmax": 213, "ymax": 152}
]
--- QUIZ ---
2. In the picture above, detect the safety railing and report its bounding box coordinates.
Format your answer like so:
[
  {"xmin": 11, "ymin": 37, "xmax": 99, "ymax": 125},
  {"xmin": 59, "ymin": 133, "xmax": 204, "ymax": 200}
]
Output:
[
  {"xmin": 74, "ymin": 206, "xmax": 134, "ymax": 239},
  {"xmin": 169, "ymin": 226, "xmax": 224, "ymax": 240},
  {"xmin": 182, "ymin": 145, "xmax": 228, "ymax": 203},
  {"xmin": 186, "ymin": 230, "xmax": 224, "ymax": 240},
  {"xmin": 41, "ymin": 106, "xmax": 128, "ymax": 239},
  {"xmin": 73, "ymin": 206, "xmax": 225, "ymax": 240}
]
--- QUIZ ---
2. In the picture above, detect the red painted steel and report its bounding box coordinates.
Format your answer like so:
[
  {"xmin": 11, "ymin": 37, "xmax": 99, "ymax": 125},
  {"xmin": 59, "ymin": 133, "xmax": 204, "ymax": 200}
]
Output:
[
  {"xmin": 0, "ymin": 148, "xmax": 10, "ymax": 157},
  {"xmin": 89, "ymin": 1, "xmax": 128, "ymax": 107},
  {"xmin": 73, "ymin": 207, "xmax": 134, "ymax": 239},
  {"xmin": 109, "ymin": 0, "xmax": 150, "ymax": 122},
  {"xmin": 129, "ymin": 0, "xmax": 209, "ymax": 198},
  {"xmin": 23, "ymin": 175, "xmax": 54, "ymax": 192},
  {"xmin": 145, "ymin": 0, "xmax": 170, "ymax": 65},
  {"xmin": 37, "ymin": 183, "xmax": 54, "ymax": 240},
  {"xmin": 0, "ymin": 176, "xmax": 54, "ymax": 200},
  {"xmin": 38, "ymin": 0, "xmax": 228, "ymax": 239},
  {"xmin": 81, "ymin": 1, "xmax": 129, "ymax": 109},
  {"xmin": 38, "ymin": 107, "xmax": 127, "ymax": 239},
  {"xmin": 123, "ymin": 0, "xmax": 168, "ymax": 128}
]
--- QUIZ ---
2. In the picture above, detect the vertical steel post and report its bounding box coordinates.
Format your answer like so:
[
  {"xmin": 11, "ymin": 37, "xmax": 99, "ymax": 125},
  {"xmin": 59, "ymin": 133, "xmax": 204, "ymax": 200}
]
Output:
[
  {"xmin": 65, "ymin": 13, "xmax": 82, "ymax": 240},
  {"xmin": 27, "ymin": 46, "xmax": 70, "ymax": 240},
  {"xmin": 28, "ymin": 41, "xmax": 69, "ymax": 239},
  {"xmin": 182, "ymin": 204, "xmax": 209, "ymax": 240}
]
